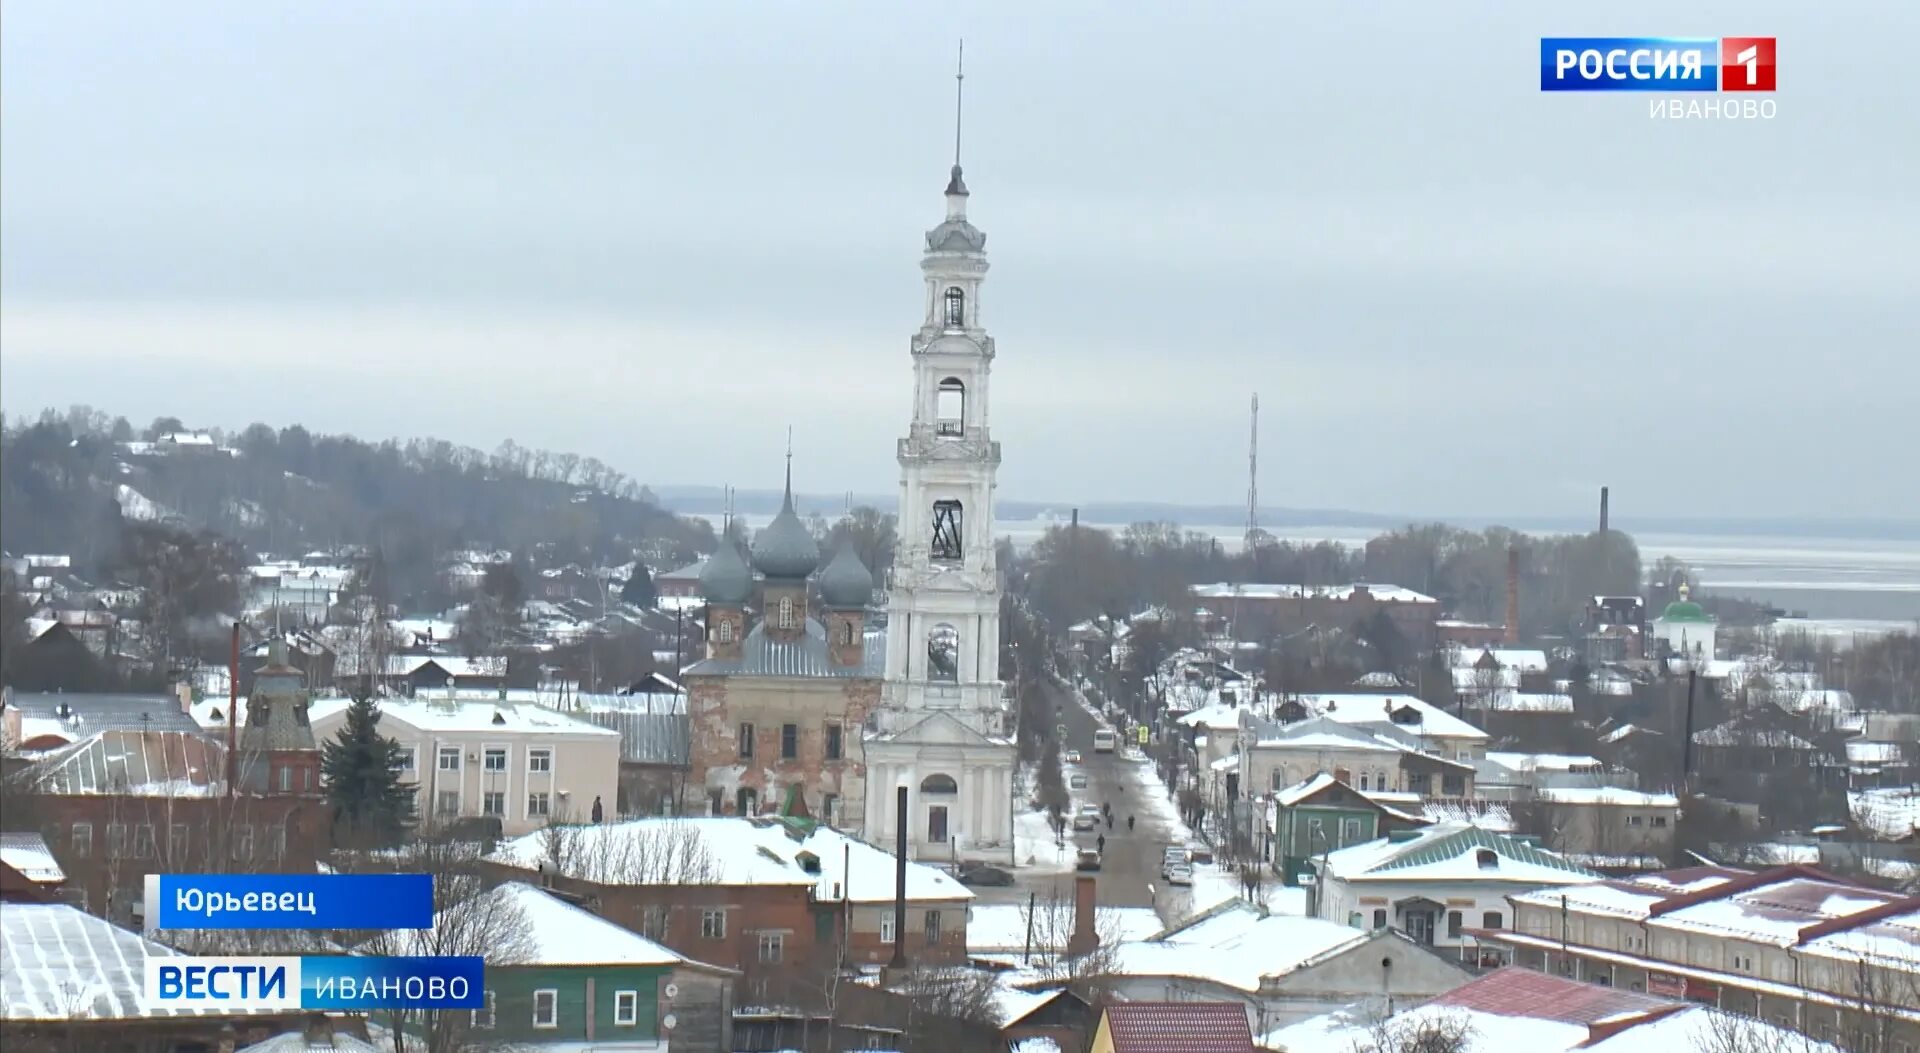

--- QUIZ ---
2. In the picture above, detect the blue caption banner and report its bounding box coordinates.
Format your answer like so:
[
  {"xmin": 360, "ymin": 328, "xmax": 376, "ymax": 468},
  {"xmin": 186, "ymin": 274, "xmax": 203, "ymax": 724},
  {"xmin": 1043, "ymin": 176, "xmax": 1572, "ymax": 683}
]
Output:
[
  {"xmin": 146, "ymin": 874, "xmax": 435, "ymax": 930},
  {"xmin": 145, "ymin": 956, "xmax": 485, "ymax": 1010}
]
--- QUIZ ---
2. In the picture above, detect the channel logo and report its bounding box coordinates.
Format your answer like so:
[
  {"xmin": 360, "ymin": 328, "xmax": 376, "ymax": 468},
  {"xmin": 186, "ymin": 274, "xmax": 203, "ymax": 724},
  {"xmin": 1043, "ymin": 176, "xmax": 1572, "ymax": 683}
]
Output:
[{"xmin": 1540, "ymin": 37, "xmax": 1775, "ymax": 92}]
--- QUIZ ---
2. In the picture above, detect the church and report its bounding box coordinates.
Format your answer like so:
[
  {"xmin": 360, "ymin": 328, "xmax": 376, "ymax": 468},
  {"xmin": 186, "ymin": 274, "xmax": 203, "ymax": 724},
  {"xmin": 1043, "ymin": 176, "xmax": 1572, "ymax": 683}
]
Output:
[{"xmin": 687, "ymin": 94, "xmax": 1018, "ymax": 861}]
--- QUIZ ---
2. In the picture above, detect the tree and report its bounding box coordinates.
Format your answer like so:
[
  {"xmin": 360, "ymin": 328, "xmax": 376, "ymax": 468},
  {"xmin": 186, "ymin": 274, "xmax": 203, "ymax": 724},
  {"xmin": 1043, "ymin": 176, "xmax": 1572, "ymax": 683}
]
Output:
[
  {"xmin": 827, "ymin": 506, "xmax": 899, "ymax": 579},
  {"xmin": 1351, "ymin": 1011, "xmax": 1476, "ymax": 1053},
  {"xmin": 620, "ymin": 563, "xmax": 657, "ymax": 606},
  {"xmin": 321, "ymin": 696, "xmax": 418, "ymax": 848},
  {"xmin": 112, "ymin": 521, "xmax": 248, "ymax": 674}
]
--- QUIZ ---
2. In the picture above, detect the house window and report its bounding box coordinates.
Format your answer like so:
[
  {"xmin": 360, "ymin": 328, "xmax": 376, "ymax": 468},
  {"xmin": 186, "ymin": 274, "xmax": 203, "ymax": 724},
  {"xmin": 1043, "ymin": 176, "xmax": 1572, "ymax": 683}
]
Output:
[
  {"xmin": 614, "ymin": 990, "xmax": 639, "ymax": 1026},
  {"xmin": 527, "ymin": 792, "xmax": 551, "ymax": 819},
  {"xmin": 438, "ymin": 746, "xmax": 461, "ymax": 771},
  {"xmin": 232, "ymin": 824, "xmax": 253, "ymax": 861},
  {"xmin": 532, "ymin": 989, "xmax": 558, "ymax": 1029},
  {"xmin": 702, "ymin": 909, "xmax": 727, "ymax": 939},
  {"xmin": 708, "ymin": 789, "xmax": 724, "ymax": 816},
  {"xmin": 1653, "ymin": 815, "xmax": 1669, "ymax": 828},
  {"xmin": 840, "ymin": 619, "xmax": 857, "ymax": 646},
  {"xmin": 1348, "ymin": 912, "xmax": 1364, "ymax": 928},
  {"xmin": 1484, "ymin": 911, "xmax": 1504, "ymax": 929},
  {"xmin": 131, "ymin": 824, "xmax": 155, "ymax": 858},
  {"xmin": 395, "ymin": 747, "xmax": 416, "ymax": 771},
  {"xmin": 782, "ymin": 723, "xmax": 799, "ymax": 760},
  {"xmin": 826, "ymin": 724, "xmax": 843, "ymax": 760},
  {"xmin": 759, "ymin": 932, "xmax": 784, "ymax": 963},
  {"xmin": 472, "ymin": 990, "xmax": 496, "ymax": 1029},
  {"xmin": 1627, "ymin": 815, "xmax": 1644, "ymax": 827},
  {"xmin": 71, "ymin": 823, "xmax": 92, "ymax": 858},
  {"xmin": 106, "ymin": 824, "xmax": 127, "ymax": 858},
  {"xmin": 1448, "ymin": 911, "xmax": 1463, "ymax": 939},
  {"xmin": 716, "ymin": 618, "xmax": 734, "ymax": 643},
  {"xmin": 778, "ymin": 595, "xmax": 796, "ymax": 629},
  {"xmin": 880, "ymin": 909, "xmax": 896, "ymax": 943},
  {"xmin": 640, "ymin": 905, "xmax": 670, "ymax": 940},
  {"xmin": 278, "ymin": 765, "xmax": 292, "ymax": 791},
  {"xmin": 436, "ymin": 790, "xmax": 460, "ymax": 816},
  {"xmin": 926, "ymin": 910, "xmax": 942, "ymax": 944},
  {"xmin": 738, "ymin": 723, "xmax": 755, "ymax": 758},
  {"xmin": 528, "ymin": 748, "xmax": 552, "ymax": 774},
  {"xmin": 483, "ymin": 791, "xmax": 506, "ymax": 817},
  {"xmin": 1270, "ymin": 769, "xmax": 1285, "ymax": 792},
  {"xmin": 169, "ymin": 824, "xmax": 189, "ymax": 861},
  {"xmin": 944, "ymin": 286, "xmax": 965, "ymax": 328},
  {"xmin": 1372, "ymin": 909, "xmax": 1387, "ymax": 930},
  {"xmin": 1358, "ymin": 772, "xmax": 1370, "ymax": 790},
  {"xmin": 1341, "ymin": 818, "xmax": 1363, "ymax": 844},
  {"xmin": 484, "ymin": 747, "xmax": 507, "ymax": 772}
]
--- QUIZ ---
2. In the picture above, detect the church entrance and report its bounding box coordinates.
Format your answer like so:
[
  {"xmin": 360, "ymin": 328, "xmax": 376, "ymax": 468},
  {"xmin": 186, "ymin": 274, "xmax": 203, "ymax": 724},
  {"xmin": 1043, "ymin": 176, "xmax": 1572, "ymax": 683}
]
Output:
[{"xmin": 928, "ymin": 805, "xmax": 949, "ymax": 844}]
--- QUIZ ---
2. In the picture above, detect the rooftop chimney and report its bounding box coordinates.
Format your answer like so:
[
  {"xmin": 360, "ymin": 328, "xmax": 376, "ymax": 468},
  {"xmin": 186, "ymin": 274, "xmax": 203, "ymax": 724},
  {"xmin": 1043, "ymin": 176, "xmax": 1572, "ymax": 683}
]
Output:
[
  {"xmin": 1067, "ymin": 875, "xmax": 1100, "ymax": 957},
  {"xmin": 1504, "ymin": 546, "xmax": 1520, "ymax": 645}
]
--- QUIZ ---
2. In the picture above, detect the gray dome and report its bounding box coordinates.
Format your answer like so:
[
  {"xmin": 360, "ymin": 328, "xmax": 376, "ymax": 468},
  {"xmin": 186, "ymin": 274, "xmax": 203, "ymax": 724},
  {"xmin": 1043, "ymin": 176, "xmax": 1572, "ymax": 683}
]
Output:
[
  {"xmin": 817, "ymin": 542, "xmax": 874, "ymax": 609},
  {"xmin": 751, "ymin": 484, "xmax": 819, "ymax": 580},
  {"xmin": 699, "ymin": 541, "xmax": 752, "ymax": 605}
]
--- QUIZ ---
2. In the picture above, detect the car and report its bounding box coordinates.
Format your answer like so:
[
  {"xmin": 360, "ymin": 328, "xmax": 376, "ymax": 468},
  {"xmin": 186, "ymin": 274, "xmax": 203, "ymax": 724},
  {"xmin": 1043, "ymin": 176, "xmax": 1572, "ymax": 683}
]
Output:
[
  {"xmin": 1163, "ymin": 846, "xmax": 1189, "ymax": 866},
  {"xmin": 1069, "ymin": 773, "xmax": 1088, "ymax": 790},
  {"xmin": 1064, "ymin": 750, "xmax": 1082, "ymax": 765},
  {"xmin": 958, "ymin": 865, "xmax": 1015, "ymax": 887},
  {"xmin": 1076, "ymin": 849, "xmax": 1102, "ymax": 872},
  {"xmin": 1164, "ymin": 863, "xmax": 1193, "ymax": 887},
  {"xmin": 1073, "ymin": 811, "xmax": 1099, "ymax": 831}
]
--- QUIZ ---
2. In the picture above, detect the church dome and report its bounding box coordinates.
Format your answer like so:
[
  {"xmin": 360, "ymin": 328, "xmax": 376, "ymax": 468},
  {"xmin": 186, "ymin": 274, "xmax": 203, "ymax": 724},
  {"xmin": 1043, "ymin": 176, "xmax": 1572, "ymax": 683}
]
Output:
[
  {"xmin": 1659, "ymin": 584, "xmax": 1712, "ymax": 623},
  {"xmin": 817, "ymin": 542, "xmax": 874, "ymax": 609},
  {"xmin": 751, "ymin": 486, "xmax": 819, "ymax": 581},
  {"xmin": 699, "ymin": 541, "xmax": 752, "ymax": 606}
]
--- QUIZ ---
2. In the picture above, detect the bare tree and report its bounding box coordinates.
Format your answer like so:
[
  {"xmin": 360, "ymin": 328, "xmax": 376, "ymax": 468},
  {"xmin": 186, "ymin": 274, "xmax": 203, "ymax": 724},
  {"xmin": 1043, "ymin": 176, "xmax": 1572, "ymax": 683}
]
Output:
[
  {"xmin": 1690, "ymin": 1009, "xmax": 1835, "ymax": 1053},
  {"xmin": 1349, "ymin": 1011, "xmax": 1476, "ymax": 1053}
]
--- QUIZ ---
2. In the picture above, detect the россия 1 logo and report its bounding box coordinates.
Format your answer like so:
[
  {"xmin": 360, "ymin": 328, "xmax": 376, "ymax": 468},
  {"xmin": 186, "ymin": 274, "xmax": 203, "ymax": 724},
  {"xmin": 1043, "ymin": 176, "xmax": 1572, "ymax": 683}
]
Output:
[{"xmin": 1540, "ymin": 37, "xmax": 1775, "ymax": 119}]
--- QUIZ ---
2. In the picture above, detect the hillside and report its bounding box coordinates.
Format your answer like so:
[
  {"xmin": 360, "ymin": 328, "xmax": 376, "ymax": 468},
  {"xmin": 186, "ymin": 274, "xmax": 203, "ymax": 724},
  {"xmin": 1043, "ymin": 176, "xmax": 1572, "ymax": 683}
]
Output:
[{"xmin": 0, "ymin": 407, "xmax": 713, "ymax": 605}]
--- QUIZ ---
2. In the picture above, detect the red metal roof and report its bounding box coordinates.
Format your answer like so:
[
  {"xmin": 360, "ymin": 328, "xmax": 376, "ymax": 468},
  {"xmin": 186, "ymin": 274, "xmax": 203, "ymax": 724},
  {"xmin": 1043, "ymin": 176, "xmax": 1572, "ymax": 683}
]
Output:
[
  {"xmin": 1102, "ymin": 1002, "xmax": 1254, "ymax": 1053},
  {"xmin": 1429, "ymin": 967, "xmax": 1683, "ymax": 1027}
]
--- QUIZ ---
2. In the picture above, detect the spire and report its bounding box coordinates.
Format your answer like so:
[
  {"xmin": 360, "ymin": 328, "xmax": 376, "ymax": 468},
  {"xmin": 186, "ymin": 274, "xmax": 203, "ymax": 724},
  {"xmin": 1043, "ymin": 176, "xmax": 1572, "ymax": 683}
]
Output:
[
  {"xmin": 945, "ymin": 40, "xmax": 969, "ymax": 197},
  {"xmin": 783, "ymin": 427, "xmax": 794, "ymax": 511}
]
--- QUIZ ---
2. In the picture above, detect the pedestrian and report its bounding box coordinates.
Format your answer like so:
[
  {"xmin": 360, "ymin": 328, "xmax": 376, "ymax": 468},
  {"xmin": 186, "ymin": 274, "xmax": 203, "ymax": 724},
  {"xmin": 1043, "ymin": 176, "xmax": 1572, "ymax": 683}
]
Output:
[
  {"xmin": 1105, "ymin": 814, "xmax": 1114, "ymax": 830},
  {"xmin": 1096, "ymin": 834, "xmax": 1106, "ymax": 853},
  {"xmin": 590, "ymin": 795, "xmax": 604, "ymax": 823},
  {"xmin": 1128, "ymin": 815, "xmax": 1135, "ymax": 831}
]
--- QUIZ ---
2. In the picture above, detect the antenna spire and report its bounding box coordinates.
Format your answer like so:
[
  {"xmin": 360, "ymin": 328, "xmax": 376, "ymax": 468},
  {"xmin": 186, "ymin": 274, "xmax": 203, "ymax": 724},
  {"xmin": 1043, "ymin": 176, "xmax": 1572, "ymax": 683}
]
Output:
[
  {"xmin": 784, "ymin": 427, "xmax": 794, "ymax": 497},
  {"xmin": 945, "ymin": 41, "xmax": 970, "ymax": 197}
]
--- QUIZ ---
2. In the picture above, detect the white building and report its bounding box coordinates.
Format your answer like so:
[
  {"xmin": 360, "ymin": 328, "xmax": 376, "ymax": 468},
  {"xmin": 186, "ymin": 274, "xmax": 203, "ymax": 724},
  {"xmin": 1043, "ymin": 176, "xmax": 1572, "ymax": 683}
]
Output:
[
  {"xmin": 1313, "ymin": 822, "xmax": 1598, "ymax": 957},
  {"xmin": 1651, "ymin": 583, "xmax": 1717, "ymax": 661},
  {"xmin": 862, "ymin": 127, "xmax": 1017, "ymax": 861}
]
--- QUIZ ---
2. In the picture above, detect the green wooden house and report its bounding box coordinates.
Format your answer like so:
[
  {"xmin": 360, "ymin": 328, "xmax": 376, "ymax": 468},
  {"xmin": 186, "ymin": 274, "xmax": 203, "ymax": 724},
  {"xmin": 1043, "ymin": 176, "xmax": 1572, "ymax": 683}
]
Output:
[{"xmin": 1270, "ymin": 772, "xmax": 1425, "ymax": 887}]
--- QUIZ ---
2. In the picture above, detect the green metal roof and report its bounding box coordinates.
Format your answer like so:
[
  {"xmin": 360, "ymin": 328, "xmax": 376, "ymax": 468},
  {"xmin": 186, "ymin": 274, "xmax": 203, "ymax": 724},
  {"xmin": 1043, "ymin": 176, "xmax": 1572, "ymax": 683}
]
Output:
[
  {"xmin": 1658, "ymin": 600, "xmax": 1712, "ymax": 623},
  {"xmin": 1372, "ymin": 825, "xmax": 1598, "ymax": 877}
]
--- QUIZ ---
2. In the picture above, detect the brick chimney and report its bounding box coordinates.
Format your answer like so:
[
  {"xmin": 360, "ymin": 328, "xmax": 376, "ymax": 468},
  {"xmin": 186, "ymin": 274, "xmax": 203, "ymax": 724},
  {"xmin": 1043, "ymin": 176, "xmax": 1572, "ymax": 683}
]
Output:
[
  {"xmin": 1504, "ymin": 545, "xmax": 1520, "ymax": 644},
  {"xmin": 1067, "ymin": 875, "xmax": 1100, "ymax": 957}
]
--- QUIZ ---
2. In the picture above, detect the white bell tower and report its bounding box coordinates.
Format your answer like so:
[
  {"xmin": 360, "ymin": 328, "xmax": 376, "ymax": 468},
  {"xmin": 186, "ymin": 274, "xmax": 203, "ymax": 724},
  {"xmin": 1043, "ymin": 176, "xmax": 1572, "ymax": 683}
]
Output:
[{"xmin": 864, "ymin": 44, "xmax": 1017, "ymax": 861}]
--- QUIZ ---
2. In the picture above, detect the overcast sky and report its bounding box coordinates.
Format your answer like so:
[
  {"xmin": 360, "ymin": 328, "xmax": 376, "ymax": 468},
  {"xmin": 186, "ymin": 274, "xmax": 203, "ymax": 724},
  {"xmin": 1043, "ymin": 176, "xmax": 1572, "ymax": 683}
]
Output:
[{"xmin": 3, "ymin": 2, "xmax": 1916, "ymax": 522}]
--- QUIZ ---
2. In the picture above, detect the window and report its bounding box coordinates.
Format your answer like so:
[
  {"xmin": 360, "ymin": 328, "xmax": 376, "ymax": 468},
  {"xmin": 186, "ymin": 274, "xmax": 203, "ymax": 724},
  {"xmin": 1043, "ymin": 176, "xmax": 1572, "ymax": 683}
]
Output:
[
  {"xmin": 1341, "ymin": 818, "xmax": 1363, "ymax": 843},
  {"xmin": 777, "ymin": 595, "xmax": 796, "ymax": 629},
  {"xmin": 614, "ymin": 990, "xmax": 639, "ymax": 1026},
  {"xmin": 438, "ymin": 746, "xmax": 461, "ymax": 771},
  {"xmin": 1652, "ymin": 815, "xmax": 1669, "ymax": 828},
  {"xmin": 716, "ymin": 618, "xmax": 734, "ymax": 643},
  {"xmin": 483, "ymin": 791, "xmax": 506, "ymax": 817},
  {"xmin": 708, "ymin": 789, "xmax": 724, "ymax": 816},
  {"xmin": 395, "ymin": 746, "xmax": 416, "ymax": 771},
  {"xmin": 1484, "ymin": 911, "xmax": 1504, "ymax": 929},
  {"xmin": 702, "ymin": 909, "xmax": 727, "ymax": 939},
  {"xmin": 822, "ymin": 793, "xmax": 839, "ymax": 825},
  {"xmin": 527, "ymin": 792, "xmax": 551, "ymax": 819},
  {"xmin": 1448, "ymin": 911, "xmax": 1464, "ymax": 939},
  {"xmin": 759, "ymin": 932, "xmax": 784, "ymax": 963},
  {"xmin": 278, "ymin": 765, "xmax": 292, "ymax": 791},
  {"xmin": 738, "ymin": 723, "xmax": 755, "ymax": 758},
  {"xmin": 169, "ymin": 824, "xmax": 189, "ymax": 861},
  {"xmin": 927, "ymin": 623, "xmax": 960, "ymax": 682},
  {"xmin": 926, "ymin": 910, "xmax": 942, "ymax": 944},
  {"xmin": 930, "ymin": 500, "xmax": 963, "ymax": 561},
  {"xmin": 880, "ymin": 909, "xmax": 897, "ymax": 943},
  {"xmin": 936, "ymin": 377, "xmax": 966, "ymax": 435},
  {"xmin": 71, "ymin": 823, "xmax": 92, "ymax": 858},
  {"xmin": 528, "ymin": 748, "xmax": 552, "ymax": 774},
  {"xmin": 1358, "ymin": 772, "xmax": 1370, "ymax": 790},
  {"xmin": 839, "ymin": 619, "xmax": 856, "ymax": 646},
  {"xmin": 1627, "ymin": 815, "xmax": 1644, "ymax": 827},
  {"xmin": 532, "ymin": 989, "xmax": 557, "ymax": 1029},
  {"xmin": 944, "ymin": 286, "xmax": 965, "ymax": 328},
  {"xmin": 1348, "ymin": 912, "xmax": 1364, "ymax": 928},
  {"xmin": 472, "ymin": 991, "xmax": 496, "ymax": 1029},
  {"xmin": 106, "ymin": 824, "xmax": 127, "ymax": 858},
  {"xmin": 132, "ymin": 824, "xmax": 156, "ymax": 858},
  {"xmin": 232, "ymin": 824, "xmax": 253, "ymax": 861},
  {"xmin": 436, "ymin": 790, "xmax": 460, "ymax": 816},
  {"xmin": 1270, "ymin": 769, "xmax": 1284, "ymax": 792},
  {"xmin": 782, "ymin": 723, "xmax": 799, "ymax": 759},
  {"xmin": 826, "ymin": 723, "xmax": 843, "ymax": 760},
  {"xmin": 1372, "ymin": 909, "xmax": 1388, "ymax": 930},
  {"xmin": 640, "ymin": 905, "xmax": 669, "ymax": 941},
  {"xmin": 484, "ymin": 747, "xmax": 507, "ymax": 772}
]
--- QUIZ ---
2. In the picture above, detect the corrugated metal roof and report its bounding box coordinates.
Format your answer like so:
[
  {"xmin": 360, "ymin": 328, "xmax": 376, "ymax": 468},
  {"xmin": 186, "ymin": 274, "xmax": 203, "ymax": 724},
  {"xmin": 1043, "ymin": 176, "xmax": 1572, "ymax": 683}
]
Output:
[
  {"xmin": 1373, "ymin": 825, "xmax": 1595, "ymax": 877},
  {"xmin": 682, "ymin": 619, "xmax": 885, "ymax": 680},
  {"xmin": 6, "ymin": 692, "xmax": 205, "ymax": 736},
  {"xmin": 1431, "ymin": 966, "xmax": 1679, "ymax": 1025},
  {"xmin": 583, "ymin": 710, "xmax": 690, "ymax": 766},
  {"xmin": 1102, "ymin": 1002, "xmax": 1254, "ymax": 1052},
  {"xmin": 28, "ymin": 731, "xmax": 225, "ymax": 796},
  {"xmin": 0, "ymin": 902, "xmax": 284, "ymax": 1021}
]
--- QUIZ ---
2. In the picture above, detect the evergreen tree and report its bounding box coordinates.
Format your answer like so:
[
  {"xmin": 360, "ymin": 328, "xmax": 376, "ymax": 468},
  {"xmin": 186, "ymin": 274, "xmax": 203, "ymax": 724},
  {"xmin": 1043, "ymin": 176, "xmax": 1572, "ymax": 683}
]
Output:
[
  {"xmin": 321, "ymin": 695, "xmax": 417, "ymax": 847},
  {"xmin": 620, "ymin": 563, "xmax": 656, "ymax": 607}
]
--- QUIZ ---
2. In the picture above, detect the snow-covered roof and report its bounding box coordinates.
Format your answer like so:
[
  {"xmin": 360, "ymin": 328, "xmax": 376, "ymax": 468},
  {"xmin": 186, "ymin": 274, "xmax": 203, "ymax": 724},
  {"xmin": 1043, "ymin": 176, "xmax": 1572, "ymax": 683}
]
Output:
[
  {"xmin": 1846, "ymin": 741, "xmax": 1906, "ymax": 765},
  {"xmin": 1286, "ymin": 693, "xmax": 1489, "ymax": 741},
  {"xmin": 1474, "ymin": 691, "xmax": 1573, "ymax": 713},
  {"xmin": 1274, "ymin": 772, "xmax": 1340, "ymax": 807},
  {"xmin": 1850, "ymin": 788, "xmax": 1920, "ymax": 840},
  {"xmin": 454, "ymin": 884, "xmax": 683, "ymax": 966},
  {"xmin": 27, "ymin": 730, "xmax": 225, "ymax": 797},
  {"xmin": 484, "ymin": 817, "xmax": 971, "ymax": 904},
  {"xmin": 383, "ymin": 654, "xmax": 508, "ymax": 679},
  {"xmin": 1418, "ymin": 799, "xmax": 1513, "ymax": 831},
  {"xmin": 1190, "ymin": 582, "xmax": 1438, "ymax": 604},
  {"xmin": 1482, "ymin": 752, "xmax": 1604, "ymax": 775},
  {"xmin": 1781, "ymin": 689, "xmax": 1857, "ymax": 713},
  {"xmin": 1323, "ymin": 822, "xmax": 1595, "ymax": 884},
  {"xmin": 308, "ymin": 697, "xmax": 619, "ymax": 738},
  {"xmin": 0, "ymin": 902, "xmax": 281, "ymax": 1021},
  {"xmin": 1535, "ymin": 787, "xmax": 1680, "ymax": 808},
  {"xmin": 1452, "ymin": 667, "xmax": 1520, "ymax": 691},
  {"xmin": 1690, "ymin": 720, "xmax": 1815, "ymax": 749},
  {"xmin": 0, "ymin": 832, "xmax": 66, "ymax": 883},
  {"xmin": 1103, "ymin": 904, "xmax": 1372, "ymax": 993},
  {"xmin": 239, "ymin": 1029, "xmax": 385, "ymax": 1053},
  {"xmin": 966, "ymin": 904, "xmax": 1163, "ymax": 953},
  {"xmin": 1176, "ymin": 700, "xmax": 1250, "ymax": 731},
  {"xmin": 1451, "ymin": 647, "xmax": 1549, "ymax": 673}
]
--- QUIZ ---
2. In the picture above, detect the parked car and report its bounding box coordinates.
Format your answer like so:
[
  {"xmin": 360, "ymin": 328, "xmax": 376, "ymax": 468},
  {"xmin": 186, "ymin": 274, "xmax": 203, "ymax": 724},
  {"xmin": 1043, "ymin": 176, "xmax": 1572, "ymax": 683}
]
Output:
[
  {"xmin": 1076, "ymin": 849, "xmax": 1103, "ymax": 872},
  {"xmin": 959, "ymin": 865, "xmax": 1015, "ymax": 887},
  {"xmin": 1073, "ymin": 810, "xmax": 1100, "ymax": 832},
  {"xmin": 1164, "ymin": 863, "xmax": 1193, "ymax": 887},
  {"xmin": 1064, "ymin": 749, "xmax": 1082, "ymax": 765}
]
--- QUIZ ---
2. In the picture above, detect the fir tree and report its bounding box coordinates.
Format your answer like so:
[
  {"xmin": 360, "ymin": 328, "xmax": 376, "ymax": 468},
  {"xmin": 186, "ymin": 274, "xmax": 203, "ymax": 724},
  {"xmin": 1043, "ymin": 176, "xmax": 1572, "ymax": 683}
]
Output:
[
  {"xmin": 321, "ymin": 694, "xmax": 417, "ymax": 848},
  {"xmin": 620, "ymin": 563, "xmax": 656, "ymax": 607}
]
